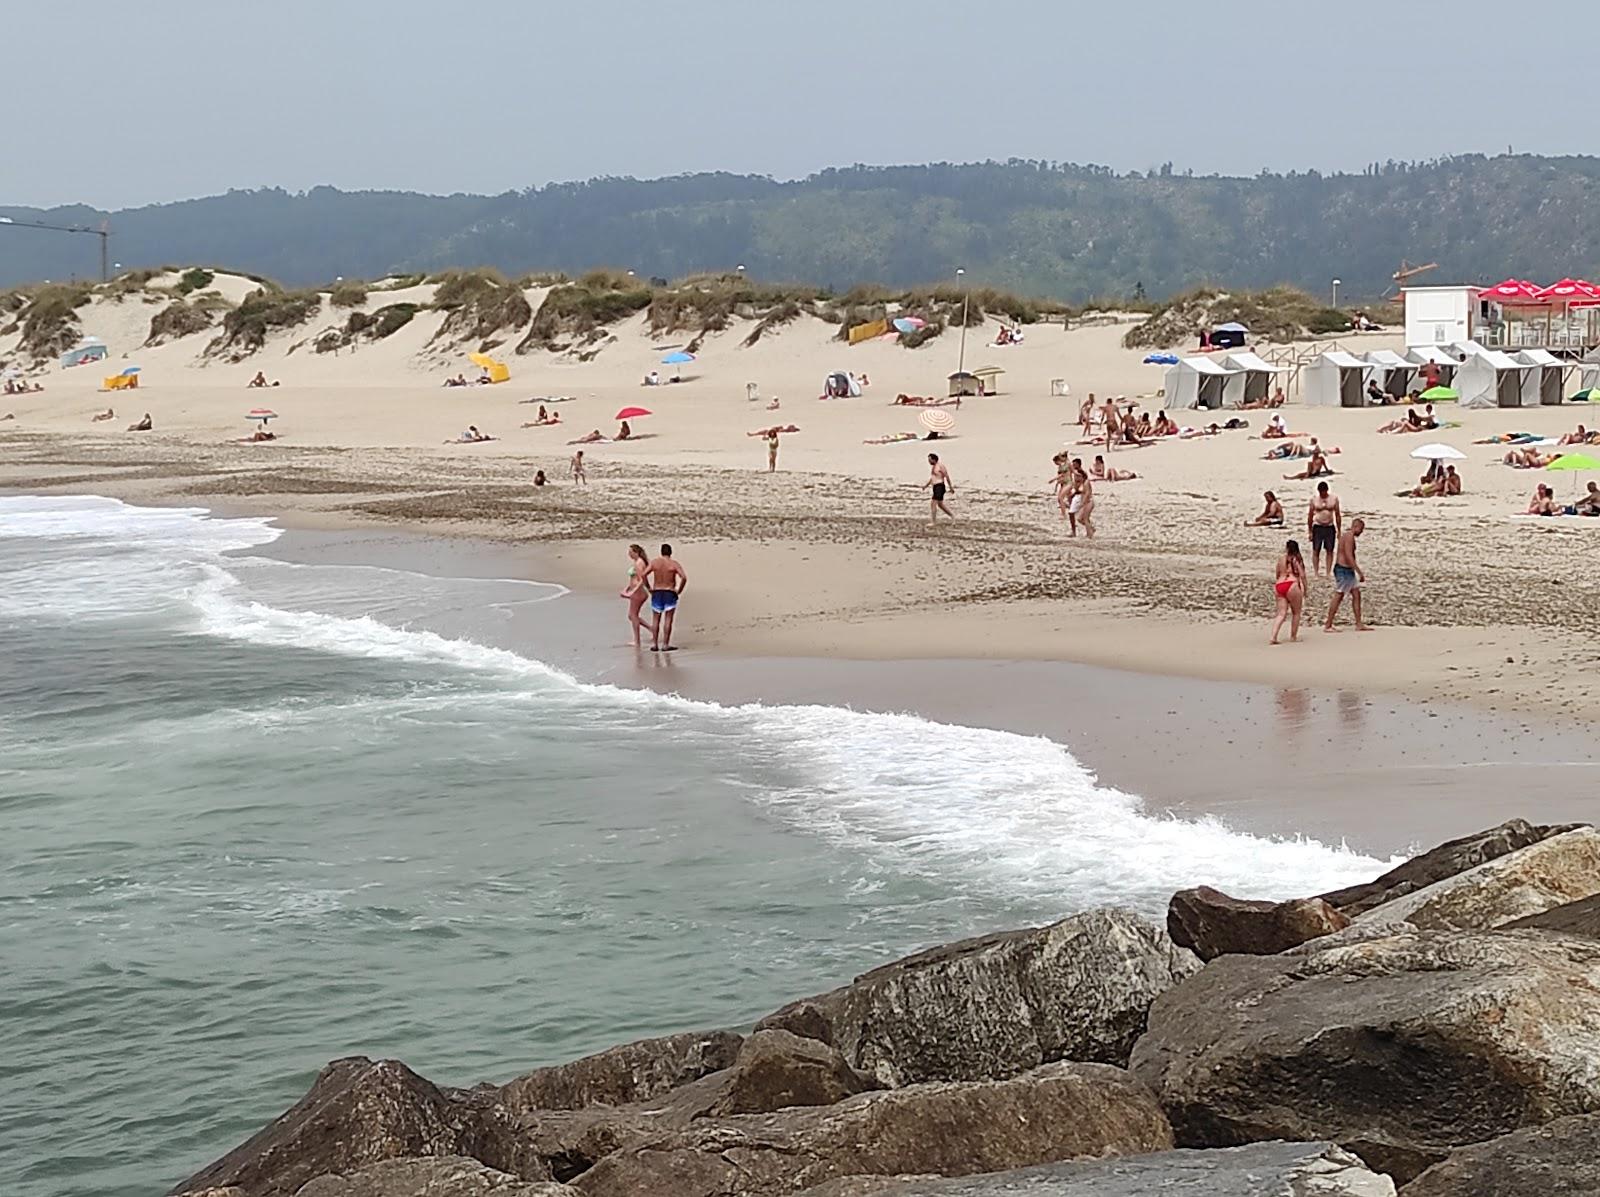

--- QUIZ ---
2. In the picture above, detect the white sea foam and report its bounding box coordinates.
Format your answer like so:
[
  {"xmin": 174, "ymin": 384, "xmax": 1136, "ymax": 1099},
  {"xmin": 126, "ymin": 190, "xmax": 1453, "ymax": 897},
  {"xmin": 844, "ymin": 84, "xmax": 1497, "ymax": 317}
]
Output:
[{"xmin": 6, "ymin": 494, "xmax": 1402, "ymax": 910}]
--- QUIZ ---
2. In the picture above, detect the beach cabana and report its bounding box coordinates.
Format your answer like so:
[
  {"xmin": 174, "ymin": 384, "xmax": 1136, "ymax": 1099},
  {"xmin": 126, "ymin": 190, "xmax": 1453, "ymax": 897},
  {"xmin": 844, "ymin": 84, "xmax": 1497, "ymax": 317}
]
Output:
[
  {"xmin": 948, "ymin": 371, "xmax": 981, "ymax": 398},
  {"xmin": 1513, "ymin": 348, "xmax": 1564, "ymax": 406},
  {"xmin": 970, "ymin": 365, "xmax": 1004, "ymax": 396},
  {"xmin": 1447, "ymin": 339, "xmax": 1486, "ymax": 360},
  {"xmin": 1221, "ymin": 351, "xmax": 1280, "ymax": 406},
  {"xmin": 1302, "ymin": 351, "xmax": 1373, "ymax": 407},
  {"xmin": 1162, "ymin": 356, "xmax": 1238, "ymax": 409},
  {"xmin": 1406, "ymin": 345, "xmax": 1459, "ymax": 388},
  {"xmin": 60, "ymin": 338, "xmax": 108, "ymax": 368},
  {"xmin": 1363, "ymin": 349, "xmax": 1416, "ymax": 399},
  {"xmin": 1457, "ymin": 350, "xmax": 1531, "ymax": 409}
]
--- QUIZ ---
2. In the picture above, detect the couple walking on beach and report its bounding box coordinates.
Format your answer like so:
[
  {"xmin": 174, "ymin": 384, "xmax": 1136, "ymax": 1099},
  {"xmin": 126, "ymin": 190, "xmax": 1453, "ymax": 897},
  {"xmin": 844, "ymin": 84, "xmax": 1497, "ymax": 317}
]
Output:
[
  {"xmin": 1270, "ymin": 512, "xmax": 1368, "ymax": 643},
  {"xmin": 621, "ymin": 543, "xmax": 688, "ymax": 651}
]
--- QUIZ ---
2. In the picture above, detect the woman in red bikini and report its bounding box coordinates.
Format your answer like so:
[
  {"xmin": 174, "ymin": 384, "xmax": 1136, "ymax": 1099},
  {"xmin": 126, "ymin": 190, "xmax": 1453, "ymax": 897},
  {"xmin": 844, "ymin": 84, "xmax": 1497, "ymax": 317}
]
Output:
[{"xmin": 1269, "ymin": 538, "xmax": 1307, "ymax": 645}]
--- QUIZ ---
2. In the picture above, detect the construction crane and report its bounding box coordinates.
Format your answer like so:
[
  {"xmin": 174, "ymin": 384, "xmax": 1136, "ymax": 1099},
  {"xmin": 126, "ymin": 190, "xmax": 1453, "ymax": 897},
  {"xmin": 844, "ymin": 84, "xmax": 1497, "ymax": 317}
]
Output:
[
  {"xmin": 1390, "ymin": 260, "xmax": 1438, "ymax": 290},
  {"xmin": 0, "ymin": 215, "xmax": 111, "ymax": 281}
]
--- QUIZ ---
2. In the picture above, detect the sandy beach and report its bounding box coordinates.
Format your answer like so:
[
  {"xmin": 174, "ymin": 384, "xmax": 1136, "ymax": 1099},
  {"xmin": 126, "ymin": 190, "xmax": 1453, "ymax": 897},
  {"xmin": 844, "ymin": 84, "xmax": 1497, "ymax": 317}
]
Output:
[{"xmin": 4, "ymin": 272, "xmax": 1599, "ymax": 720}]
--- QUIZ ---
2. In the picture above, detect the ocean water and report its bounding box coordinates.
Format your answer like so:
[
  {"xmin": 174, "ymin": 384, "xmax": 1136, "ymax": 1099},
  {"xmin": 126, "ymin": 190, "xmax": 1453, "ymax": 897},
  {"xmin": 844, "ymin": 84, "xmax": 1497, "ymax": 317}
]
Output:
[{"xmin": 0, "ymin": 495, "xmax": 1396, "ymax": 1197}]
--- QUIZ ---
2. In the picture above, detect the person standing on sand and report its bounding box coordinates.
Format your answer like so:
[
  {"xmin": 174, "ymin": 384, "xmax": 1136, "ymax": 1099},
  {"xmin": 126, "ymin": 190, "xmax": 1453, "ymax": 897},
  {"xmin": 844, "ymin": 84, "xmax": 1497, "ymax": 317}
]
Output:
[
  {"xmin": 767, "ymin": 429, "xmax": 780, "ymax": 472},
  {"xmin": 571, "ymin": 449, "xmax": 587, "ymax": 486},
  {"xmin": 1269, "ymin": 538, "xmax": 1307, "ymax": 644},
  {"xmin": 1324, "ymin": 519, "xmax": 1369, "ymax": 632},
  {"xmin": 1099, "ymin": 396, "xmax": 1120, "ymax": 452},
  {"xmin": 621, "ymin": 543, "xmax": 650, "ymax": 649},
  {"xmin": 1075, "ymin": 468, "xmax": 1096, "ymax": 539},
  {"xmin": 923, "ymin": 453, "xmax": 955, "ymax": 523},
  {"xmin": 1307, "ymin": 481, "xmax": 1341, "ymax": 577},
  {"xmin": 644, "ymin": 544, "xmax": 687, "ymax": 651}
]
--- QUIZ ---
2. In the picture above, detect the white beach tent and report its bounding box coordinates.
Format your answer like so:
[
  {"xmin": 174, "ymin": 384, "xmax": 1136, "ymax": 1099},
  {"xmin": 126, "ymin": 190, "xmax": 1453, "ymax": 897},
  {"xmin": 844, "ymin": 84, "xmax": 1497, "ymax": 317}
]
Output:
[
  {"xmin": 1582, "ymin": 348, "xmax": 1600, "ymax": 394},
  {"xmin": 1447, "ymin": 339, "xmax": 1487, "ymax": 359},
  {"xmin": 1457, "ymin": 350, "xmax": 1532, "ymax": 409},
  {"xmin": 1163, "ymin": 356, "xmax": 1239, "ymax": 409},
  {"xmin": 1513, "ymin": 348, "xmax": 1564, "ymax": 406},
  {"xmin": 1221, "ymin": 351, "xmax": 1281, "ymax": 406},
  {"xmin": 1406, "ymin": 344, "xmax": 1460, "ymax": 387},
  {"xmin": 1364, "ymin": 349, "xmax": 1416, "ymax": 399},
  {"xmin": 1302, "ymin": 351, "xmax": 1374, "ymax": 407}
]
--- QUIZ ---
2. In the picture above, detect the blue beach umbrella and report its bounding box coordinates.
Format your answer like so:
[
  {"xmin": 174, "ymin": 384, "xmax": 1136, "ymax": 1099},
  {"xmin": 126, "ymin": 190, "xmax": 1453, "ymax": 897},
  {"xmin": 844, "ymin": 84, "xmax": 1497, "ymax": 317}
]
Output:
[
  {"xmin": 120, "ymin": 366, "xmax": 141, "ymax": 375},
  {"xmin": 661, "ymin": 351, "xmax": 694, "ymax": 365}
]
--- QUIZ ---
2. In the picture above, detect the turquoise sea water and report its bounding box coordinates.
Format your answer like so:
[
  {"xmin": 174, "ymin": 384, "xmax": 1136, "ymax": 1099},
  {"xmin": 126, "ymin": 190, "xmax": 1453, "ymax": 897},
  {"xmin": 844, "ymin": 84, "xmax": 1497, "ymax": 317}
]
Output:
[{"xmin": 0, "ymin": 495, "xmax": 1396, "ymax": 1196}]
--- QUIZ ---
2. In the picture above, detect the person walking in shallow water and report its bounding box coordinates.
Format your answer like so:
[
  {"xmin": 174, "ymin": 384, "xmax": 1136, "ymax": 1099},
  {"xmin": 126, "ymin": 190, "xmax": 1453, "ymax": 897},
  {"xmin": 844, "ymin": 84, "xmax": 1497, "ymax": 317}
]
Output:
[
  {"xmin": 570, "ymin": 449, "xmax": 587, "ymax": 486},
  {"xmin": 922, "ymin": 453, "xmax": 954, "ymax": 523}
]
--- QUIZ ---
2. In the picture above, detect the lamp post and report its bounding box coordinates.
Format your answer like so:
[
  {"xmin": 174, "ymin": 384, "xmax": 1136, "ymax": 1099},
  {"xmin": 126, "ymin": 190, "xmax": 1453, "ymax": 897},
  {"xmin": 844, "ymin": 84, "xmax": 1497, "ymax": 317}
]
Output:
[
  {"xmin": 956, "ymin": 267, "xmax": 969, "ymax": 375},
  {"xmin": 736, "ymin": 263, "xmax": 746, "ymax": 288},
  {"xmin": 1332, "ymin": 278, "xmax": 1342, "ymax": 308}
]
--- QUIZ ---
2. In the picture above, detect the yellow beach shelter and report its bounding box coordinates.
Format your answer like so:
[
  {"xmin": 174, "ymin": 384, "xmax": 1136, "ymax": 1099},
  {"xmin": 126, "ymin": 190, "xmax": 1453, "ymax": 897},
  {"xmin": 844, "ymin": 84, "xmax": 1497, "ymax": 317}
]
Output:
[{"xmin": 468, "ymin": 352, "xmax": 509, "ymax": 384}]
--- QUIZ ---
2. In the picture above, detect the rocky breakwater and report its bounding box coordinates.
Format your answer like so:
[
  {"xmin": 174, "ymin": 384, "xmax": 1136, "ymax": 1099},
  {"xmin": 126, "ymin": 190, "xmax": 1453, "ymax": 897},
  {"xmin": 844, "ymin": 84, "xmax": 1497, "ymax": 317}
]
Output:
[{"xmin": 172, "ymin": 819, "xmax": 1600, "ymax": 1197}]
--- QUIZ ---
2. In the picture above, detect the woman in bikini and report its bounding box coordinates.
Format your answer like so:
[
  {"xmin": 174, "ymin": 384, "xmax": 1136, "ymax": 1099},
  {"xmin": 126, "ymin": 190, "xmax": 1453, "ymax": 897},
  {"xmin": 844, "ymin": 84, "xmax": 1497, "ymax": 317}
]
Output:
[
  {"xmin": 1269, "ymin": 538, "xmax": 1307, "ymax": 644},
  {"xmin": 1090, "ymin": 454, "xmax": 1136, "ymax": 481},
  {"xmin": 621, "ymin": 543, "xmax": 651, "ymax": 647}
]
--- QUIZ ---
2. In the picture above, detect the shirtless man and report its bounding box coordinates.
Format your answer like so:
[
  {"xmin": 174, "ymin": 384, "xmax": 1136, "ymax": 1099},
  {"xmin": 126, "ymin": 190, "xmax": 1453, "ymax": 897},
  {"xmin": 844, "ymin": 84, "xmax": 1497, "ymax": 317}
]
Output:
[
  {"xmin": 1078, "ymin": 393, "xmax": 1096, "ymax": 438},
  {"xmin": 1324, "ymin": 518, "xmax": 1369, "ymax": 632},
  {"xmin": 643, "ymin": 543, "xmax": 688, "ymax": 651},
  {"xmin": 570, "ymin": 449, "xmax": 587, "ymax": 485},
  {"xmin": 923, "ymin": 453, "xmax": 954, "ymax": 522},
  {"xmin": 1099, "ymin": 396, "xmax": 1120, "ymax": 452},
  {"xmin": 1307, "ymin": 481, "xmax": 1341, "ymax": 577}
]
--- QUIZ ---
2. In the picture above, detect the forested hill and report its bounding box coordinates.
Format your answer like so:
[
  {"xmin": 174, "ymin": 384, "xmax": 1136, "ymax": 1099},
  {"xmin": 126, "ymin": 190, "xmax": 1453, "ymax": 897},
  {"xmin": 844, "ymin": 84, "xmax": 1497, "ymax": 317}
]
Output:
[{"xmin": 5, "ymin": 155, "xmax": 1598, "ymax": 299}]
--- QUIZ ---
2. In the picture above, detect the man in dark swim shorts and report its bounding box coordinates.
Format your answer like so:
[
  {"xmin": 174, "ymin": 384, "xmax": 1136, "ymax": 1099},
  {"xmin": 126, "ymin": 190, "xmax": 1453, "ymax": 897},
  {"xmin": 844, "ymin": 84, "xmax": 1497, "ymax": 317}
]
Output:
[
  {"xmin": 644, "ymin": 543, "xmax": 688, "ymax": 651},
  {"xmin": 1307, "ymin": 480, "xmax": 1341, "ymax": 578},
  {"xmin": 923, "ymin": 453, "xmax": 955, "ymax": 524}
]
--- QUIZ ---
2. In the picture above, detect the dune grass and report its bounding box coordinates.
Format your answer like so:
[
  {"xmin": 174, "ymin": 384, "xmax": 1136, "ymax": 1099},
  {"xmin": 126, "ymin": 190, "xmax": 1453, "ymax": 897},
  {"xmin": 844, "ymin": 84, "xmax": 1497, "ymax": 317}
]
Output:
[
  {"xmin": 212, "ymin": 287, "xmax": 322, "ymax": 354},
  {"xmin": 19, "ymin": 283, "xmax": 94, "ymax": 358},
  {"xmin": 1123, "ymin": 286, "xmax": 1351, "ymax": 348}
]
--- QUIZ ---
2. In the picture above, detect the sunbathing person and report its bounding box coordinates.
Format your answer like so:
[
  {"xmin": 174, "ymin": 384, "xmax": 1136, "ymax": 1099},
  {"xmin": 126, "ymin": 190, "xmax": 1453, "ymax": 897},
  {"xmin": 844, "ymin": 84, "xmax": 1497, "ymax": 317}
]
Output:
[
  {"xmin": 1571, "ymin": 481, "xmax": 1600, "ymax": 515},
  {"xmin": 1283, "ymin": 449, "xmax": 1334, "ymax": 479},
  {"xmin": 1179, "ymin": 423, "xmax": 1223, "ymax": 439},
  {"xmin": 1476, "ymin": 431, "xmax": 1537, "ymax": 444},
  {"xmin": 1504, "ymin": 448, "xmax": 1561, "ymax": 468},
  {"xmin": 864, "ymin": 432, "xmax": 919, "ymax": 444},
  {"xmin": 1090, "ymin": 454, "xmax": 1136, "ymax": 481},
  {"xmin": 748, "ymin": 424, "xmax": 800, "ymax": 436},
  {"xmin": 446, "ymin": 425, "xmax": 496, "ymax": 443},
  {"xmin": 1405, "ymin": 464, "xmax": 1461, "ymax": 497},
  {"xmin": 128, "ymin": 413, "xmax": 152, "ymax": 431},
  {"xmin": 246, "ymin": 426, "xmax": 277, "ymax": 442},
  {"xmin": 247, "ymin": 371, "xmax": 272, "ymax": 388},
  {"xmin": 1151, "ymin": 412, "xmax": 1177, "ymax": 436},
  {"xmin": 569, "ymin": 429, "xmax": 608, "ymax": 444},
  {"xmin": 616, "ymin": 420, "xmax": 633, "ymax": 441},
  {"xmin": 1378, "ymin": 406, "xmax": 1428, "ymax": 433},
  {"xmin": 1527, "ymin": 484, "xmax": 1560, "ymax": 515},
  {"xmin": 1560, "ymin": 424, "xmax": 1592, "ymax": 446},
  {"xmin": 892, "ymin": 394, "xmax": 961, "ymax": 407},
  {"xmin": 1261, "ymin": 413, "xmax": 1290, "ymax": 439},
  {"xmin": 92, "ymin": 408, "xmax": 115, "ymax": 422},
  {"xmin": 521, "ymin": 405, "xmax": 563, "ymax": 428},
  {"xmin": 1245, "ymin": 490, "xmax": 1285, "ymax": 526}
]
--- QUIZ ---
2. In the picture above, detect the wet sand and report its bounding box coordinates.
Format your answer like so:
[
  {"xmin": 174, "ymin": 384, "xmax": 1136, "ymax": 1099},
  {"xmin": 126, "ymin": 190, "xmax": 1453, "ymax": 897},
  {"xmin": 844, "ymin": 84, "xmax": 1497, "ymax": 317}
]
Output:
[{"xmin": 261, "ymin": 524, "xmax": 1600, "ymax": 861}]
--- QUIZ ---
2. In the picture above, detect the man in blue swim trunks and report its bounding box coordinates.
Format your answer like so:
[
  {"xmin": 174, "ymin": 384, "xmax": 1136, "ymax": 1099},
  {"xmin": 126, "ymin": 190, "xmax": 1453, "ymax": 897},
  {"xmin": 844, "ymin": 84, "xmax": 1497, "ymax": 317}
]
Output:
[
  {"xmin": 644, "ymin": 543, "xmax": 688, "ymax": 652},
  {"xmin": 1324, "ymin": 518, "xmax": 1369, "ymax": 633}
]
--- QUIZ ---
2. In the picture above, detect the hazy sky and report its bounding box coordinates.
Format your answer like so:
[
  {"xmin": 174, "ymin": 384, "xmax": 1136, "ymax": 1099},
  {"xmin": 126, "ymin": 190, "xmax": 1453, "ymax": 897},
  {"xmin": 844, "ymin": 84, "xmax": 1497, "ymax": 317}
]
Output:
[{"xmin": 9, "ymin": 0, "xmax": 1598, "ymax": 209}]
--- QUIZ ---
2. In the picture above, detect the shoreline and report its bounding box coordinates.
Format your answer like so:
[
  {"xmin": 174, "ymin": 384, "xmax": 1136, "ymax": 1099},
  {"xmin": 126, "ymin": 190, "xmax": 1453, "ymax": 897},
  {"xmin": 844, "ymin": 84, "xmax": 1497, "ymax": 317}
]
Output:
[
  {"xmin": 249, "ymin": 517, "xmax": 1600, "ymax": 858},
  {"xmin": 3, "ymin": 443, "xmax": 1597, "ymax": 728}
]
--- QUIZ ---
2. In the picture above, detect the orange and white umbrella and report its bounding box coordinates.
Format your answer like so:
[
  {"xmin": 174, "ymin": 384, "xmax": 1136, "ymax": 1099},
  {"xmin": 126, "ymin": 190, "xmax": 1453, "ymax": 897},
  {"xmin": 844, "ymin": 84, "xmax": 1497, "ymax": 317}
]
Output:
[{"xmin": 918, "ymin": 409, "xmax": 956, "ymax": 434}]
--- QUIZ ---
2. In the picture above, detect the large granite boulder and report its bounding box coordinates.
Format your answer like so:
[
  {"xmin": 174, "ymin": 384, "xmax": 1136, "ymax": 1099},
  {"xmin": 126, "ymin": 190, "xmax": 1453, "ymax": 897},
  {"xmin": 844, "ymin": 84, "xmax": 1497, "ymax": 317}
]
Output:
[
  {"xmin": 295, "ymin": 1156, "xmax": 577, "ymax": 1195},
  {"xmin": 1399, "ymin": 1114, "xmax": 1600, "ymax": 1196},
  {"xmin": 172, "ymin": 1058, "xmax": 546, "ymax": 1197},
  {"xmin": 671, "ymin": 1029, "xmax": 879, "ymax": 1119},
  {"xmin": 1502, "ymin": 892, "xmax": 1600, "ymax": 939},
  {"xmin": 498, "ymin": 1030, "xmax": 742, "ymax": 1113},
  {"xmin": 1318, "ymin": 820, "xmax": 1578, "ymax": 915},
  {"xmin": 1346, "ymin": 827, "xmax": 1600, "ymax": 934},
  {"xmin": 794, "ymin": 1141, "xmax": 1395, "ymax": 1195},
  {"xmin": 1130, "ymin": 929, "xmax": 1600, "ymax": 1184},
  {"xmin": 758, "ymin": 908, "xmax": 1199, "ymax": 1085},
  {"xmin": 515, "ymin": 1030, "xmax": 877, "ymax": 1181},
  {"xmin": 571, "ymin": 1062, "xmax": 1172, "ymax": 1197},
  {"xmin": 1168, "ymin": 887, "xmax": 1349, "ymax": 960}
]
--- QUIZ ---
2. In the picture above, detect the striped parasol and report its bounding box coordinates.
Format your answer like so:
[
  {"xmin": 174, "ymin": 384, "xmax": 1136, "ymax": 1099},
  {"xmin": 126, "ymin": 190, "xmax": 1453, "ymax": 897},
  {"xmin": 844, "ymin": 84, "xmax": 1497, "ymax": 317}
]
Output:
[
  {"xmin": 918, "ymin": 409, "xmax": 956, "ymax": 434},
  {"xmin": 247, "ymin": 408, "xmax": 277, "ymax": 422}
]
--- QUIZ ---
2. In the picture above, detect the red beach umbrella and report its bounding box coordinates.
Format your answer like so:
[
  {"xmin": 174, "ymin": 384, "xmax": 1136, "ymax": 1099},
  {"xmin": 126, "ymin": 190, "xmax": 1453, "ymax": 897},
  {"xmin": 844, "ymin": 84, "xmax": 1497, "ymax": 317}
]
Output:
[
  {"xmin": 1478, "ymin": 279, "xmax": 1547, "ymax": 304},
  {"xmin": 615, "ymin": 406, "xmax": 652, "ymax": 420},
  {"xmin": 1534, "ymin": 278, "xmax": 1600, "ymax": 308}
]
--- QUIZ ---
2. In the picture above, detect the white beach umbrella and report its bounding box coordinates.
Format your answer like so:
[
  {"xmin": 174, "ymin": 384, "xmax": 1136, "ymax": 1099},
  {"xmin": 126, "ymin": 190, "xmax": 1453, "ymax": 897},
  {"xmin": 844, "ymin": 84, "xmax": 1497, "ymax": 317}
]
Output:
[{"xmin": 1409, "ymin": 443, "xmax": 1466, "ymax": 461}]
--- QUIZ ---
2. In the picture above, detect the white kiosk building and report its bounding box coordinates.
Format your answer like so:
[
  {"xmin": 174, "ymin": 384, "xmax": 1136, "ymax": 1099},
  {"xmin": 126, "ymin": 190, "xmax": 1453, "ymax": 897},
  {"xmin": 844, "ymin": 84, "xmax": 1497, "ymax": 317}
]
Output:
[{"xmin": 1403, "ymin": 285, "xmax": 1480, "ymax": 347}]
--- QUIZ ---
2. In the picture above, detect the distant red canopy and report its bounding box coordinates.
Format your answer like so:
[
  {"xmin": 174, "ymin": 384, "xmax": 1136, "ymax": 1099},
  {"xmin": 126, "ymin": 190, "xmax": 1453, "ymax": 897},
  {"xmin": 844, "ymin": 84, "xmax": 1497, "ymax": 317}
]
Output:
[
  {"xmin": 1533, "ymin": 278, "xmax": 1600, "ymax": 308},
  {"xmin": 1478, "ymin": 278, "xmax": 1547, "ymax": 304}
]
